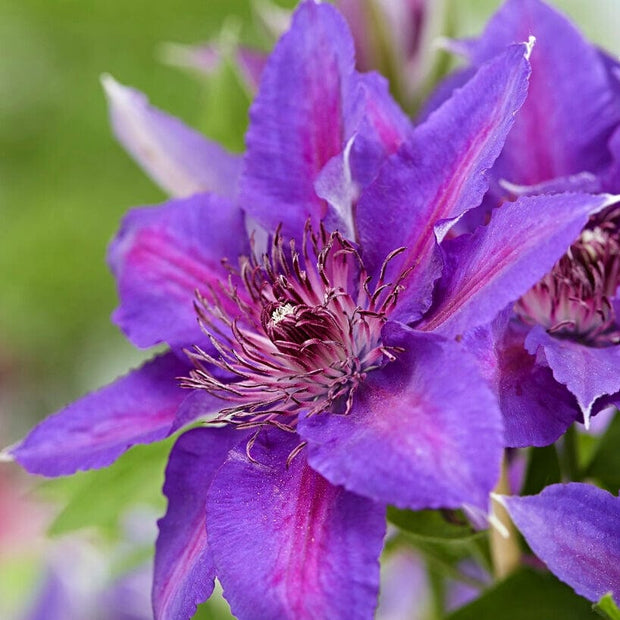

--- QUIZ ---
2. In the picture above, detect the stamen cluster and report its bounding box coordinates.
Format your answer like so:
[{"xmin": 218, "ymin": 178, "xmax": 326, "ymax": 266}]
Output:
[
  {"xmin": 516, "ymin": 206, "xmax": 620, "ymax": 346},
  {"xmin": 183, "ymin": 224, "xmax": 406, "ymax": 433}
]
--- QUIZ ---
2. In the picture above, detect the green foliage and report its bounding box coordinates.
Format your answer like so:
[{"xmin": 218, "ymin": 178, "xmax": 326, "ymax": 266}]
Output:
[
  {"xmin": 197, "ymin": 46, "xmax": 252, "ymax": 152},
  {"xmin": 521, "ymin": 445, "xmax": 561, "ymax": 495},
  {"xmin": 447, "ymin": 568, "xmax": 597, "ymax": 620},
  {"xmin": 42, "ymin": 438, "xmax": 174, "ymax": 538},
  {"xmin": 586, "ymin": 411, "xmax": 620, "ymax": 491},
  {"xmin": 594, "ymin": 593, "xmax": 620, "ymax": 620},
  {"xmin": 387, "ymin": 507, "xmax": 491, "ymax": 590},
  {"xmin": 388, "ymin": 507, "xmax": 478, "ymax": 541}
]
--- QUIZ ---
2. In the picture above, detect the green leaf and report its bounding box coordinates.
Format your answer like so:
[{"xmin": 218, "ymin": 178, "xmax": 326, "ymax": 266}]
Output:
[
  {"xmin": 447, "ymin": 568, "xmax": 597, "ymax": 620},
  {"xmin": 43, "ymin": 438, "xmax": 174, "ymax": 538},
  {"xmin": 388, "ymin": 508, "xmax": 491, "ymax": 585},
  {"xmin": 586, "ymin": 411, "xmax": 620, "ymax": 491},
  {"xmin": 387, "ymin": 507, "xmax": 477, "ymax": 541},
  {"xmin": 577, "ymin": 432, "xmax": 600, "ymax": 471},
  {"xmin": 594, "ymin": 593, "xmax": 620, "ymax": 619},
  {"xmin": 521, "ymin": 444, "xmax": 561, "ymax": 495}
]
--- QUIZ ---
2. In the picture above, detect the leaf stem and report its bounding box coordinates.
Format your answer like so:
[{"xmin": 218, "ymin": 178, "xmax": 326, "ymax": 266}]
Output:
[{"xmin": 490, "ymin": 452, "xmax": 521, "ymax": 580}]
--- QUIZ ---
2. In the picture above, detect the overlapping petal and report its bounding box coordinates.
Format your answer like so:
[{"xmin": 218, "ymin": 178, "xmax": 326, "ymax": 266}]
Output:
[
  {"xmin": 420, "ymin": 193, "xmax": 615, "ymax": 337},
  {"xmin": 154, "ymin": 427, "xmax": 243, "ymax": 620},
  {"xmin": 108, "ymin": 193, "xmax": 248, "ymax": 350},
  {"xmin": 503, "ymin": 483, "xmax": 620, "ymax": 602},
  {"xmin": 9, "ymin": 353, "xmax": 188, "ymax": 476},
  {"xmin": 525, "ymin": 327, "xmax": 620, "ymax": 423},
  {"xmin": 239, "ymin": 1, "xmax": 356, "ymax": 237},
  {"xmin": 466, "ymin": 0, "xmax": 620, "ymax": 184},
  {"xmin": 356, "ymin": 41, "xmax": 532, "ymax": 320},
  {"xmin": 206, "ymin": 430, "xmax": 385, "ymax": 620},
  {"xmin": 462, "ymin": 310, "xmax": 579, "ymax": 447},
  {"xmin": 299, "ymin": 324, "xmax": 503, "ymax": 511},
  {"xmin": 316, "ymin": 72, "xmax": 412, "ymax": 238},
  {"xmin": 102, "ymin": 76, "xmax": 241, "ymax": 198},
  {"xmin": 240, "ymin": 1, "xmax": 410, "ymax": 241}
]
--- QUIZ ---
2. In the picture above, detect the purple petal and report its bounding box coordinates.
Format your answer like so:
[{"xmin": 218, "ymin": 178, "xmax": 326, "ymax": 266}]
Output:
[
  {"xmin": 417, "ymin": 67, "xmax": 476, "ymax": 122},
  {"xmin": 315, "ymin": 139, "xmax": 359, "ymax": 240},
  {"xmin": 377, "ymin": 549, "xmax": 430, "ymax": 620},
  {"xmin": 10, "ymin": 353, "xmax": 188, "ymax": 476},
  {"xmin": 470, "ymin": 0, "xmax": 620, "ymax": 184},
  {"xmin": 462, "ymin": 310, "xmax": 579, "ymax": 447},
  {"xmin": 154, "ymin": 427, "xmax": 243, "ymax": 620},
  {"xmin": 420, "ymin": 193, "xmax": 615, "ymax": 337},
  {"xmin": 525, "ymin": 326, "xmax": 620, "ymax": 423},
  {"xmin": 206, "ymin": 429, "xmax": 385, "ymax": 619},
  {"xmin": 25, "ymin": 569, "xmax": 75, "ymax": 620},
  {"xmin": 318, "ymin": 73, "xmax": 412, "ymax": 237},
  {"xmin": 299, "ymin": 324, "xmax": 503, "ymax": 511},
  {"xmin": 503, "ymin": 483, "xmax": 620, "ymax": 602},
  {"xmin": 102, "ymin": 76, "xmax": 241, "ymax": 198},
  {"xmin": 604, "ymin": 126, "xmax": 620, "ymax": 193},
  {"xmin": 239, "ymin": 1, "xmax": 356, "ymax": 237},
  {"xmin": 498, "ymin": 172, "xmax": 601, "ymax": 197},
  {"xmin": 108, "ymin": 193, "xmax": 248, "ymax": 350},
  {"xmin": 169, "ymin": 389, "xmax": 227, "ymax": 433},
  {"xmin": 348, "ymin": 71, "xmax": 412, "ymax": 186},
  {"xmin": 235, "ymin": 48, "xmax": 268, "ymax": 93},
  {"xmin": 356, "ymin": 42, "xmax": 532, "ymax": 320}
]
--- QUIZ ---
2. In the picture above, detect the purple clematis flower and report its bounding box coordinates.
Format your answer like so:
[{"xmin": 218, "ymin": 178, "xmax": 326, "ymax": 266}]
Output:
[
  {"xmin": 431, "ymin": 0, "xmax": 620, "ymax": 447},
  {"xmin": 4, "ymin": 1, "xmax": 616, "ymax": 618},
  {"xmin": 501, "ymin": 483, "xmax": 620, "ymax": 604}
]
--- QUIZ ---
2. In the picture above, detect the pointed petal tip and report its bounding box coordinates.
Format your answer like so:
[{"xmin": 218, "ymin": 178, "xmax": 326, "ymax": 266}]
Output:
[
  {"xmin": 100, "ymin": 74, "xmax": 144, "ymax": 111},
  {"xmin": 490, "ymin": 492, "xmax": 507, "ymax": 506},
  {"xmin": 0, "ymin": 444, "xmax": 16, "ymax": 463},
  {"xmin": 100, "ymin": 74, "xmax": 141, "ymax": 112},
  {"xmin": 524, "ymin": 35, "xmax": 536, "ymax": 60},
  {"xmin": 603, "ymin": 193, "xmax": 620, "ymax": 206},
  {"xmin": 488, "ymin": 512, "xmax": 511, "ymax": 539},
  {"xmin": 100, "ymin": 72, "xmax": 122, "ymax": 97}
]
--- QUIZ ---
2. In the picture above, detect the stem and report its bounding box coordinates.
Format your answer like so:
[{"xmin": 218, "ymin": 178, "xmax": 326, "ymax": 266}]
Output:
[
  {"xmin": 490, "ymin": 452, "xmax": 521, "ymax": 580},
  {"xmin": 561, "ymin": 424, "xmax": 580, "ymax": 481},
  {"xmin": 427, "ymin": 563, "xmax": 446, "ymax": 620}
]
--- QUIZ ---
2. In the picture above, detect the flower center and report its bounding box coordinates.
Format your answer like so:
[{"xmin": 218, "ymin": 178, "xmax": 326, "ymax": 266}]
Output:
[
  {"xmin": 183, "ymin": 224, "xmax": 406, "ymax": 431},
  {"xmin": 515, "ymin": 206, "xmax": 620, "ymax": 346}
]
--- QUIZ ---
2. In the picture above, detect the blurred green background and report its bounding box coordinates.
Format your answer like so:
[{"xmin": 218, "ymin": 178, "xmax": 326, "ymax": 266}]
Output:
[{"xmin": 1, "ymin": 0, "xmax": 620, "ymax": 617}]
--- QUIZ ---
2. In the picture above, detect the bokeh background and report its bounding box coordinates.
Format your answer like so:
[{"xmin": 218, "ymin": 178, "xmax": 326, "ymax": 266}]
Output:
[{"xmin": 1, "ymin": 0, "xmax": 620, "ymax": 617}]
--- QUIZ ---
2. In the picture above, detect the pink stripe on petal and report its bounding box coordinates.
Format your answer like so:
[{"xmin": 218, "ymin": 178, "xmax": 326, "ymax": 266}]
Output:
[
  {"xmin": 421, "ymin": 193, "xmax": 616, "ymax": 337},
  {"xmin": 357, "ymin": 42, "xmax": 532, "ymax": 318},
  {"xmin": 108, "ymin": 193, "xmax": 248, "ymax": 350},
  {"xmin": 240, "ymin": 2, "xmax": 355, "ymax": 238},
  {"xmin": 11, "ymin": 353, "xmax": 188, "ymax": 476},
  {"xmin": 300, "ymin": 325, "xmax": 503, "ymax": 511},
  {"xmin": 207, "ymin": 430, "xmax": 385, "ymax": 620},
  {"xmin": 471, "ymin": 0, "xmax": 620, "ymax": 185},
  {"xmin": 154, "ymin": 428, "xmax": 243, "ymax": 620}
]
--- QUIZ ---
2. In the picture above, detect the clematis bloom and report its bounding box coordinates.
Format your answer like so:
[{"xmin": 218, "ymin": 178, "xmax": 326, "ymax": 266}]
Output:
[
  {"xmin": 4, "ymin": 1, "xmax": 616, "ymax": 618},
  {"xmin": 434, "ymin": 0, "xmax": 620, "ymax": 446}
]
